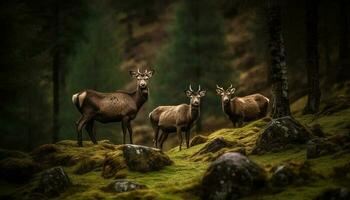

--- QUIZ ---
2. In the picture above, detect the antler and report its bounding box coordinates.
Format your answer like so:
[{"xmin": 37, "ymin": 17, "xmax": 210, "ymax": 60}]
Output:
[
  {"xmin": 198, "ymin": 85, "xmax": 201, "ymax": 92},
  {"xmin": 216, "ymin": 85, "xmax": 224, "ymax": 91},
  {"xmin": 137, "ymin": 69, "xmax": 141, "ymax": 74},
  {"xmin": 189, "ymin": 85, "xmax": 194, "ymax": 92},
  {"xmin": 228, "ymin": 84, "xmax": 233, "ymax": 90}
]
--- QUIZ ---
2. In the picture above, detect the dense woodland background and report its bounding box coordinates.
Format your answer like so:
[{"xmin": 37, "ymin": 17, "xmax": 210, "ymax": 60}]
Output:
[{"xmin": 0, "ymin": 0, "xmax": 349, "ymax": 151}]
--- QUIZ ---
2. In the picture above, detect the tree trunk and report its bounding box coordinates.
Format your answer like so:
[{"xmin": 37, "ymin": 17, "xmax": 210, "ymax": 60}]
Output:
[
  {"xmin": 303, "ymin": 0, "xmax": 321, "ymax": 114},
  {"xmin": 266, "ymin": 2, "xmax": 291, "ymax": 118},
  {"xmin": 337, "ymin": 0, "xmax": 350, "ymax": 83},
  {"xmin": 52, "ymin": 0, "xmax": 61, "ymax": 143}
]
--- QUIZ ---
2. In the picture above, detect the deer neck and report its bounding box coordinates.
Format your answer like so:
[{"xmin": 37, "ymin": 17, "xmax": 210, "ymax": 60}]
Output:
[
  {"xmin": 188, "ymin": 104, "xmax": 200, "ymax": 123},
  {"xmin": 133, "ymin": 87, "xmax": 148, "ymax": 109},
  {"xmin": 222, "ymin": 100, "xmax": 231, "ymax": 116}
]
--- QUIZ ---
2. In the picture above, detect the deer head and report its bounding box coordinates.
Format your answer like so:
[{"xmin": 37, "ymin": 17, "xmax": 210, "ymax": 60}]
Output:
[
  {"xmin": 130, "ymin": 69, "xmax": 155, "ymax": 93},
  {"xmin": 216, "ymin": 84, "xmax": 236, "ymax": 104},
  {"xmin": 185, "ymin": 85, "xmax": 206, "ymax": 107}
]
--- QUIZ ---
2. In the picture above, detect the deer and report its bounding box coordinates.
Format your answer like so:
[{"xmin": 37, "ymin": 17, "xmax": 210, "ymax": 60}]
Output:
[
  {"xmin": 216, "ymin": 85, "xmax": 269, "ymax": 127},
  {"xmin": 149, "ymin": 85, "xmax": 206, "ymax": 151},
  {"xmin": 72, "ymin": 69, "xmax": 155, "ymax": 147}
]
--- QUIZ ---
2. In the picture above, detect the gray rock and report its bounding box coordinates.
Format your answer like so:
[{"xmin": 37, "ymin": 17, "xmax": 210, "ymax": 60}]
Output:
[
  {"xmin": 122, "ymin": 145, "xmax": 172, "ymax": 172},
  {"xmin": 270, "ymin": 165, "xmax": 296, "ymax": 187},
  {"xmin": 102, "ymin": 179, "xmax": 147, "ymax": 193},
  {"xmin": 201, "ymin": 153, "xmax": 266, "ymax": 200},
  {"xmin": 37, "ymin": 166, "xmax": 71, "ymax": 197},
  {"xmin": 253, "ymin": 116, "xmax": 310, "ymax": 154}
]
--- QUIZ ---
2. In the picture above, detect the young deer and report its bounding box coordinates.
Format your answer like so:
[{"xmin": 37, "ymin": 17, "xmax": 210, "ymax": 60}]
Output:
[
  {"xmin": 149, "ymin": 85, "xmax": 206, "ymax": 150},
  {"xmin": 72, "ymin": 69, "xmax": 154, "ymax": 146},
  {"xmin": 216, "ymin": 85, "xmax": 269, "ymax": 127}
]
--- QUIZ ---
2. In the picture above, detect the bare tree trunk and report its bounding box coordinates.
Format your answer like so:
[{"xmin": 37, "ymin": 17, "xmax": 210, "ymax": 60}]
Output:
[
  {"xmin": 266, "ymin": 2, "xmax": 291, "ymax": 118},
  {"xmin": 303, "ymin": 0, "xmax": 321, "ymax": 114},
  {"xmin": 52, "ymin": 0, "xmax": 61, "ymax": 143},
  {"xmin": 337, "ymin": 0, "xmax": 350, "ymax": 83}
]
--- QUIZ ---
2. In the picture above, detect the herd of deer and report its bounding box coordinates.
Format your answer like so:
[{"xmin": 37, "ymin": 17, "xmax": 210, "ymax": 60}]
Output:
[{"xmin": 72, "ymin": 69, "xmax": 269, "ymax": 150}]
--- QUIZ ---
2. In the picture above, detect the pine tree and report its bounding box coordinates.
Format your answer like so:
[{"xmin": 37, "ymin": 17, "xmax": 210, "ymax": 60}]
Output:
[
  {"xmin": 266, "ymin": 1, "xmax": 291, "ymax": 118},
  {"xmin": 303, "ymin": 0, "xmax": 321, "ymax": 114},
  {"xmin": 154, "ymin": 0, "xmax": 233, "ymax": 131}
]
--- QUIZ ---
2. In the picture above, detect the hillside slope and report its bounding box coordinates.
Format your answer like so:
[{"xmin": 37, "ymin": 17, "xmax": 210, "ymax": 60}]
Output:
[{"xmin": 0, "ymin": 87, "xmax": 349, "ymax": 200}]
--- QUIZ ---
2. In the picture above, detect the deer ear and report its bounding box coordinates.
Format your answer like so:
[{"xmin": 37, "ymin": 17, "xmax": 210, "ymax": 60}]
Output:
[
  {"xmin": 216, "ymin": 88, "xmax": 222, "ymax": 95},
  {"xmin": 147, "ymin": 69, "xmax": 155, "ymax": 77},
  {"xmin": 199, "ymin": 90, "xmax": 206, "ymax": 97},
  {"xmin": 229, "ymin": 87, "xmax": 236, "ymax": 94},
  {"xmin": 185, "ymin": 90, "xmax": 192, "ymax": 97},
  {"xmin": 129, "ymin": 70, "xmax": 138, "ymax": 78}
]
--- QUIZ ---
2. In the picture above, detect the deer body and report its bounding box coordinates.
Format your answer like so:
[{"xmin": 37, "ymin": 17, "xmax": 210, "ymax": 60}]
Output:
[
  {"xmin": 149, "ymin": 86, "xmax": 205, "ymax": 150},
  {"xmin": 72, "ymin": 69, "xmax": 154, "ymax": 146},
  {"xmin": 217, "ymin": 85, "xmax": 269, "ymax": 127}
]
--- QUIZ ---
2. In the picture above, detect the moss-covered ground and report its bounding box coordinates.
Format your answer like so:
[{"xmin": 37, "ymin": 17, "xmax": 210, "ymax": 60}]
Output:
[{"xmin": 1, "ymin": 92, "xmax": 349, "ymax": 200}]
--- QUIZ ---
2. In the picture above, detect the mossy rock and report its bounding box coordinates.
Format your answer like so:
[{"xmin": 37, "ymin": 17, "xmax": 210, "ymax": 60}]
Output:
[
  {"xmin": 190, "ymin": 135, "xmax": 208, "ymax": 147},
  {"xmin": 253, "ymin": 116, "xmax": 310, "ymax": 154},
  {"xmin": 201, "ymin": 152, "xmax": 266, "ymax": 200},
  {"xmin": 33, "ymin": 166, "xmax": 71, "ymax": 198},
  {"xmin": 122, "ymin": 145, "xmax": 172, "ymax": 172},
  {"xmin": 101, "ymin": 179, "xmax": 147, "ymax": 193},
  {"xmin": 0, "ymin": 157, "xmax": 41, "ymax": 183},
  {"xmin": 101, "ymin": 150, "xmax": 127, "ymax": 178}
]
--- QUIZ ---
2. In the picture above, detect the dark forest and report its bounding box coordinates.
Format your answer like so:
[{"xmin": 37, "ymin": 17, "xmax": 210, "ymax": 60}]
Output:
[{"xmin": 0, "ymin": 0, "xmax": 349, "ymax": 199}]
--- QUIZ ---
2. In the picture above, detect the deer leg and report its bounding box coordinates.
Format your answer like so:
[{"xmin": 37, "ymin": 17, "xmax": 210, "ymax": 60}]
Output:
[
  {"xmin": 153, "ymin": 126, "xmax": 160, "ymax": 148},
  {"xmin": 185, "ymin": 130, "xmax": 190, "ymax": 148},
  {"xmin": 76, "ymin": 115, "xmax": 90, "ymax": 147},
  {"xmin": 176, "ymin": 127, "xmax": 183, "ymax": 151},
  {"xmin": 121, "ymin": 119, "xmax": 127, "ymax": 144},
  {"xmin": 126, "ymin": 120, "xmax": 133, "ymax": 144},
  {"xmin": 86, "ymin": 120, "xmax": 97, "ymax": 144},
  {"xmin": 159, "ymin": 131, "xmax": 168, "ymax": 150}
]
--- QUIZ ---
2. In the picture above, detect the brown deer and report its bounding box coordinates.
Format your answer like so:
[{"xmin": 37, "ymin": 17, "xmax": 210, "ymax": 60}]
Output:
[
  {"xmin": 216, "ymin": 85, "xmax": 269, "ymax": 127},
  {"xmin": 72, "ymin": 69, "xmax": 155, "ymax": 147},
  {"xmin": 149, "ymin": 85, "xmax": 206, "ymax": 151}
]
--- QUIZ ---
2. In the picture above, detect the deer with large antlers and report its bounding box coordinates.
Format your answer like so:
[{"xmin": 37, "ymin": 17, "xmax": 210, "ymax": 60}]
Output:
[
  {"xmin": 216, "ymin": 85, "xmax": 269, "ymax": 127},
  {"xmin": 149, "ymin": 85, "xmax": 206, "ymax": 150},
  {"xmin": 72, "ymin": 69, "xmax": 155, "ymax": 147}
]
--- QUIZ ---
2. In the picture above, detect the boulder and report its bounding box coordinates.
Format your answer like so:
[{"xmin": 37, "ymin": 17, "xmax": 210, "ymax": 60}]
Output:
[
  {"xmin": 36, "ymin": 167, "xmax": 71, "ymax": 197},
  {"xmin": 201, "ymin": 153, "xmax": 266, "ymax": 200},
  {"xmin": 190, "ymin": 135, "xmax": 208, "ymax": 147},
  {"xmin": 314, "ymin": 187, "xmax": 350, "ymax": 200},
  {"xmin": 194, "ymin": 137, "xmax": 241, "ymax": 156},
  {"xmin": 122, "ymin": 145, "xmax": 172, "ymax": 172},
  {"xmin": 270, "ymin": 165, "xmax": 296, "ymax": 187},
  {"xmin": 306, "ymin": 138, "xmax": 339, "ymax": 159},
  {"xmin": 253, "ymin": 116, "xmax": 310, "ymax": 154},
  {"xmin": 102, "ymin": 179, "xmax": 147, "ymax": 193}
]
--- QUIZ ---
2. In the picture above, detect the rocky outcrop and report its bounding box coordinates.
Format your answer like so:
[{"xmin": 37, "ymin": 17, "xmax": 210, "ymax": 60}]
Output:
[
  {"xmin": 102, "ymin": 179, "xmax": 147, "ymax": 193},
  {"xmin": 253, "ymin": 116, "xmax": 310, "ymax": 154},
  {"xmin": 36, "ymin": 167, "xmax": 71, "ymax": 197},
  {"xmin": 201, "ymin": 153, "xmax": 266, "ymax": 200},
  {"xmin": 122, "ymin": 145, "xmax": 172, "ymax": 172},
  {"xmin": 270, "ymin": 161, "xmax": 313, "ymax": 187}
]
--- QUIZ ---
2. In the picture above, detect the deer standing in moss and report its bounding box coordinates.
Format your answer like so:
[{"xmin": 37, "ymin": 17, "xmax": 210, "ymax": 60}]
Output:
[
  {"xmin": 216, "ymin": 85, "xmax": 269, "ymax": 127},
  {"xmin": 149, "ymin": 85, "xmax": 206, "ymax": 150},
  {"xmin": 72, "ymin": 69, "xmax": 155, "ymax": 147}
]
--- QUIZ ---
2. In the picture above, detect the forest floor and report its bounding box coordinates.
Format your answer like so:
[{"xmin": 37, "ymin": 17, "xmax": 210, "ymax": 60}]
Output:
[{"xmin": 0, "ymin": 87, "xmax": 350, "ymax": 200}]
